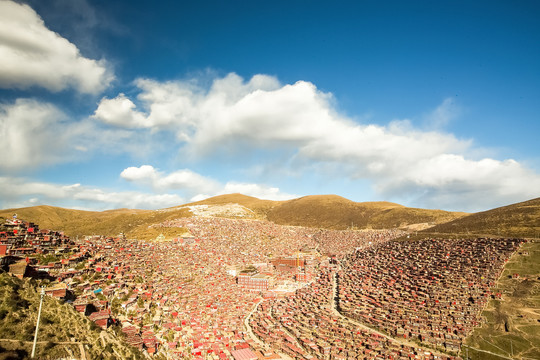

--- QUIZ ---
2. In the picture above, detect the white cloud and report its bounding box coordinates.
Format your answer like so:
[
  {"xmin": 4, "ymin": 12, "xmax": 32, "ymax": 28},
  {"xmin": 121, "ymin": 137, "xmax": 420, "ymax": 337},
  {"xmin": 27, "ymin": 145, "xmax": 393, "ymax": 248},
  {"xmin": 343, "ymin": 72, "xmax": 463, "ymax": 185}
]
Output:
[
  {"xmin": 0, "ymin": 99, "xmax": 71, "ymax": 170},
  {"xmin": 121, "ymin": 165, "xmax": 220, "ymax": 194},
  {"xmin": 0, "ymin": 98, "xmax": 167, "ymax": 172},
  {"xmin": 120, "ymin": 165, "xmax": 158, "ymax": 182},
  {"xmin": 0, "ymin": 0, "xmax": 113, "ymax": 94},
  {"xmin": 93, "ymin": 73, "xmax": 284, "ymax": 137},
  {"xmin": 377, "ymin": 154, "xmax": 540, "ymax": 210},
  {"xmin": 220, "ymin": 182, "xmax": 296, "ymax": 201},
  {"xmin": 120, "ymin": 165, "xmax": 296, "ymax": 202},
  {"xmin": 92, "ymin": 93, "xmax": 148, "ymax": 127},
  {"xmin": 0, "ymin": 176, "xmax": 184, "ymax": 210},
  {"xmin": 93, "ymin": 73, "xmax": 540, "ymax": 211}
]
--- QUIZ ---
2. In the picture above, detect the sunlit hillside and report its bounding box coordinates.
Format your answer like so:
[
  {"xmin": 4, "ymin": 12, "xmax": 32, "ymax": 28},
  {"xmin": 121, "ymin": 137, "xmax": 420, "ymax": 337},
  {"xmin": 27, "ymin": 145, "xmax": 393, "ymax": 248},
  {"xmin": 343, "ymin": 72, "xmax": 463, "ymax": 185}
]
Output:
[
  {"xmin": 0, "ymin": 193, "xmax": 468, "ymax": 239},
  {"xmin": 265, "ymin": 194, "xmax": 467, "ymax": 230},
  {"xmin": 420, "ymin": 197, "xmax": 540, "ymax": 238}
]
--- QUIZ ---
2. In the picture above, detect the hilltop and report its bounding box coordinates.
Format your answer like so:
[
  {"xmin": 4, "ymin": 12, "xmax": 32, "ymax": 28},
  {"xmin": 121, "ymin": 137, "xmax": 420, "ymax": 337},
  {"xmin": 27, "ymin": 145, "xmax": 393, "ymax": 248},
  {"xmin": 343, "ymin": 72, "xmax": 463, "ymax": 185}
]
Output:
[
  {"xmin": 420, "ymin": 197, "xmax": 540, "ymax": 238},
  {"xmin": 185, "ymin": 194, "xmax": 466, "ymax": 230},
  {"xmin": 0, "ymin": 193, "xmax": 467, "ymax": 239},
  {"xmin": 182, "ymin": 193, "xmax": 278, "ymax": 217},
  {"xmin": 264, "ymin": 194, "xmax": 465, "ymax": 230}
]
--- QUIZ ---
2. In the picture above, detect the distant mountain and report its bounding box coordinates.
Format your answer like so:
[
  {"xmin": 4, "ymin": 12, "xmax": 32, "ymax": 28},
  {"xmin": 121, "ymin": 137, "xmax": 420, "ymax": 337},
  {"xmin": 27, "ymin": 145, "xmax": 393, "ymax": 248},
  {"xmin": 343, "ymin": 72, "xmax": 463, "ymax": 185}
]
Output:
[
  {"xmin": 0, "ymin": 193, "xmax": 481, "ymax": 238},
  {"xmin": 264, "ymin": 194, "xmax": 465, "ymax": 230},
  {"xmin": 420, "ymin": 197, "xmax": 540, "ymax": 238},
  {"xmin": 168, "ymin": 193, "xmax": 466, "ymax": 230}
]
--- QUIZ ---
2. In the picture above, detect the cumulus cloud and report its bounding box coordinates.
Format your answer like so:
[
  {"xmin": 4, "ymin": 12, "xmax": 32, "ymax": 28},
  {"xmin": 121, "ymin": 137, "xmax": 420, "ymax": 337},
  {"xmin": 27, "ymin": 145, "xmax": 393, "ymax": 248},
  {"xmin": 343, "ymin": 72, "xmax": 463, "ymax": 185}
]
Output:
[
  {"xmin": 0, "ymin": 0, "xmax": 113, "ymax": 94},
  {"xmin": 0, "ymin": 99, "xmax": 73, "ymax": 170},
  {"xmin": 378, "ymin": 155, "xmax": 540, "ymax": 210},
  {"xmin": 121, "ymin": 165, "xmax": 220, "ymax": 195},
  {"xmin": 92, "ymin": 72, "xmax": 540, "ymax": 211},
  {"xmin": 0, "ymin": 176, "xmax": 184, "ymax": 210},
  {"xmin": 92, "ymin": 93, "xmax": 148, "ymax": 127},
  {"xmin": 120, "ymin": 165, "xmax": 296, "ymax": 202},
  {"xmin": 0, "ymin": 98, "xmax": 167, "ymax": 172},
  {"xmin": 220, "ymin": 182, "xmax": 296, "ymax": 201},
  {"xmin": 93, "ymin": 73, "xmax": 283, "ymax": 137}
]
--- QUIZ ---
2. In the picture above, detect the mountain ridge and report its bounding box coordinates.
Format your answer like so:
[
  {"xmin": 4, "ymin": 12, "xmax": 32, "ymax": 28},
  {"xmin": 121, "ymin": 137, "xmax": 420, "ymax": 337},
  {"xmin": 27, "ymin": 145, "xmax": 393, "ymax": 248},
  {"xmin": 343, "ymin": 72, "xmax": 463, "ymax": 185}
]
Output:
[
  {"xmin": 420, "ymin": 196, "xmax": 540, "ymax": 238},
  {"xmin": 0, "ymin": 193, "xmax": 468, "ymax": 238}
]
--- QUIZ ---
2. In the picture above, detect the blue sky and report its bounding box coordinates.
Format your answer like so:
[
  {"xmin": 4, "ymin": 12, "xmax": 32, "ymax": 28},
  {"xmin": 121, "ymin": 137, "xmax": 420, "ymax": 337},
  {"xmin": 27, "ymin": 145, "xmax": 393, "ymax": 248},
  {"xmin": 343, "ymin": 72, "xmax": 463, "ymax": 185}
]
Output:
[{"xmin": 1, "ymin": 0, "xmax": 539, "ymax": 212}]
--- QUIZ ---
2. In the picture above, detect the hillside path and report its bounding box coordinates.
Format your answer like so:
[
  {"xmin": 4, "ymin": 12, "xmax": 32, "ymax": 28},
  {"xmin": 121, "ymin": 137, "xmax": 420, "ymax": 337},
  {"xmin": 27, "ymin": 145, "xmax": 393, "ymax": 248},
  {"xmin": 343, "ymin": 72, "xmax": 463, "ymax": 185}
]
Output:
[
  {"xmin": 244, "ymin": 299, "xmax": 294, "ymax": 360},
  {"xmin": 0, "ymin": 338, "xmax": 88, "ymax": 359}
]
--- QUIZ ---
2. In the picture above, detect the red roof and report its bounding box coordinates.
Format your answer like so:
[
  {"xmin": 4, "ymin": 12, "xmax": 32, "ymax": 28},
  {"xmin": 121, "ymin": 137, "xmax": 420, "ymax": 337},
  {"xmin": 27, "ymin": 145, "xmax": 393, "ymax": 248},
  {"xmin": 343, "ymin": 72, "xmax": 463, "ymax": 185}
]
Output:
[{"xmin": 230, "ymin": 348, "xmax": 258, "ymax": 360}]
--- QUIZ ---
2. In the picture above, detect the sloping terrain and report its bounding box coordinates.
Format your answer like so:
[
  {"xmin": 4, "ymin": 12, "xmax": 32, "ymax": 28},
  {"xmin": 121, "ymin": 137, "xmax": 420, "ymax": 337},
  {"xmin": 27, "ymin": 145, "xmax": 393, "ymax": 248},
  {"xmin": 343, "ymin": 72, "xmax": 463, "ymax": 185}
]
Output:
[
  {"xmin": 464, "ymin": 240, "xmax": 540, "ymax": 359},
  {"xmin": 0, "ymin": 205, "xmax": 192, "ymax": 239},
  {"xmin": 421, "ymin": 197, "xmax": 540, "ymax": 238},
  {"xmin": 0, "ymin": 274, "xmax": 142, "ymax": 360},
  {"xmin": 181, "ymin": 193, "xmax": 279, "ymax": 218},
  {"xmin": 1, "ymin": 193, "xmax": 467, "ymax": 238},
  {"xmin": 265, "ymin": 194, "xmax": 466, "ymax": 230}
]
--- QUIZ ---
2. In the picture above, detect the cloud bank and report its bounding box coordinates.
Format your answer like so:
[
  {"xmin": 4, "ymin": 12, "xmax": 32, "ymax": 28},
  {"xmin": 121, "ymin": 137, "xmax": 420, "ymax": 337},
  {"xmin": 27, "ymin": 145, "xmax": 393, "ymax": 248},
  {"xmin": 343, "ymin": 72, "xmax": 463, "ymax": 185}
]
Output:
[
  {"xmin": 0, "ymin": 1, "xmax": 113, "ymax": 94},
  {"xmin": 92, "ymin": 72, "xmax": 540, "ymax": 210},
  {"xmin": 0, "ymin": 99, "xmax": 74, "ymax": 170},
  {"xmin": 0, "ymin": 176, "xmax": 184, "ymax": 210},
  {"xmin": 121, "ymin": 165, "xmax": 297, "ymax": 203}
]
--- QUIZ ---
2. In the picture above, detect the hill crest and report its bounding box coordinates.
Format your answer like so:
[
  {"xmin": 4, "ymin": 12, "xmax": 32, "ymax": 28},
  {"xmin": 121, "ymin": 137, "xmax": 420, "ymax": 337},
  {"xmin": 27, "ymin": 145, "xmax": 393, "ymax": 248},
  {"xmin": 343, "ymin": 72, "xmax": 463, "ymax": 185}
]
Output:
[
  {"xmin": 0, "ymin": 193, "xmax": 473, "ymax": 238},
  {"xmin": 421, "ymin": 197, "xmax": 540, "ymax": 238}
]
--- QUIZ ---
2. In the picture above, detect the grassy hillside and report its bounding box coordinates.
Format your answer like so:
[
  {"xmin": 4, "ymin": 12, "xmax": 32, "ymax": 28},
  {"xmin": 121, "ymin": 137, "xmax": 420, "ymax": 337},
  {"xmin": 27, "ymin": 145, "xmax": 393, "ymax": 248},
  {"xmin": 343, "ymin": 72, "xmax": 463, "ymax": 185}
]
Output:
[
  {"xmin": 420, "ymin": 197, "xmax": 540, "ymax": 238},
  {"xmin": 0, "ymin": 193, "xmax": 469, "ymax": 238},
  {"xmin": 463, "ymin": 240, "xmax": 540, "ymax": 359},
  {"xmin": 265, "ymin": 194, "xmax": 466, "ymax": 230},
  {"xmin": 0, "ymin": 274, "xmax": 142, "ymax": 359},
  {"xmin": 0, "ymin": 205, "xmax": 192, "ymax": 239}
]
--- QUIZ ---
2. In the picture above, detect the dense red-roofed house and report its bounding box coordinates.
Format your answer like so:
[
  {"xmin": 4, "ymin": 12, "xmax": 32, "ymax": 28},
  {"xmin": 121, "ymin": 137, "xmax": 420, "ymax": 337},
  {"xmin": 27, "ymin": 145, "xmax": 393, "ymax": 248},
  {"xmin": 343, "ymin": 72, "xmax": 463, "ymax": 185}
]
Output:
[
  {"xmin": 45, "ymin": 283, "xmax": 68, "ymax": 299},
  {"xmin": 231, "ymin": 348, "xmax": 258, "ymax": 360},
  {"xmin": 89, "ymin": 310, "xmax": 111, "ymax": 329}
]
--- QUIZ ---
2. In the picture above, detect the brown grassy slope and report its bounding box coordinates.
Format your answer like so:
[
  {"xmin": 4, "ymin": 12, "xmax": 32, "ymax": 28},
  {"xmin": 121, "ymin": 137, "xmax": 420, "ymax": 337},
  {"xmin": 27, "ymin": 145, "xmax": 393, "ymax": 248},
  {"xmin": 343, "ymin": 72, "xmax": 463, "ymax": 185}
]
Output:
[
  {"xmin": 463, "ymin": 240, "xmax": 540, "ymax": 359},
  {"xmin": 0, "ymin": 193, "xmax": 469, "ymax": 237},
  {"xmin": 0, "ymin": 205, "xmax": 191, "ymax": 238},
  {"xmin": 265, "ymin": 194, "xmax": 466, "ymax": 230},
  {"xmin": 0, "ymin": 274, "xmax": 143, "ymax": 359},
  {"xmin": 370, "ymin": 206, "xmax": 468, "ymax": 229},
  {"xmin": 421, "ymin": 197, "xmax": 540, "ymax": 238}
]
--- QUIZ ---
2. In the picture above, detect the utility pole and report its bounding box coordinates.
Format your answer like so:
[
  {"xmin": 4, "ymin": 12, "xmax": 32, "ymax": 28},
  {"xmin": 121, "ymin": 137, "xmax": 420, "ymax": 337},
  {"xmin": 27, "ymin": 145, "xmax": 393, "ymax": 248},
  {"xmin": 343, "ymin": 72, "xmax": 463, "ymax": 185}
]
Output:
[{"xmin": 31, "ymin": 286, "xmax": 45, "ymax": 358}]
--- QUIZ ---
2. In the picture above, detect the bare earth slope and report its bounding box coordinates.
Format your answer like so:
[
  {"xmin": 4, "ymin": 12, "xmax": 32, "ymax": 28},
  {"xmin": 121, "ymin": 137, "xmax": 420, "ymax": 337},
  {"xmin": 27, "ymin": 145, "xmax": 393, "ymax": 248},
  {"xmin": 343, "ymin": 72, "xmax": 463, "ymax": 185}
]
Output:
[{"xmin": 181, "ymin": 193, "xmax": 280, "ymax": 218}]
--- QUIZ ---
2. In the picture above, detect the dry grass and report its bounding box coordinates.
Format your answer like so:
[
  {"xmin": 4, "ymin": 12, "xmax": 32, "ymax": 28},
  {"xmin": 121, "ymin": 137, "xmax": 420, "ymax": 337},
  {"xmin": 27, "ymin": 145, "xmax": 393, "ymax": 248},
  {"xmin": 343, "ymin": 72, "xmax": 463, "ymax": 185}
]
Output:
[
  {"xmin": 0, "ymin": 205, "xmax": 192, "ymax": 239},
  {"xmin": 0, "ymin": 274, "xmax": 142, "ymax": 359},
  {"xmin": 420, "ymin": 197, "xmax": 540, "ymax": 238},
  {"xmin": 6, "ymin": 194, "xmax": 540, "ymax": 240},
  {"xmin": 463, "ymin": 240, "xmax": 540, "ymax": 359},
  {"xmin": 265, "ymin": 194, "xmax": 466, "ymax": 230}
]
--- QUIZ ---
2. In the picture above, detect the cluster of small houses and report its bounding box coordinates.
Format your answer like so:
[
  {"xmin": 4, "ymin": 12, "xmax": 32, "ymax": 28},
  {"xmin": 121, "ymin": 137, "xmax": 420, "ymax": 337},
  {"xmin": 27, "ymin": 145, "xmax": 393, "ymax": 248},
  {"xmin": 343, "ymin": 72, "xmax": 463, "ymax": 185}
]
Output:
[
  {"xmin": 0, "ymin": 215, "xmax": 528, "ymax": 360},
  {"xmin": 0, "ymin": 216, "xmax": 85, "ymax": 279},
  {"xmin": 338, "ymin": 238, "xmax": 524, "ymax": 352},
  {"xmin": 250, "ymin": 264, "xmax": 448, "ymax": 360}
]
